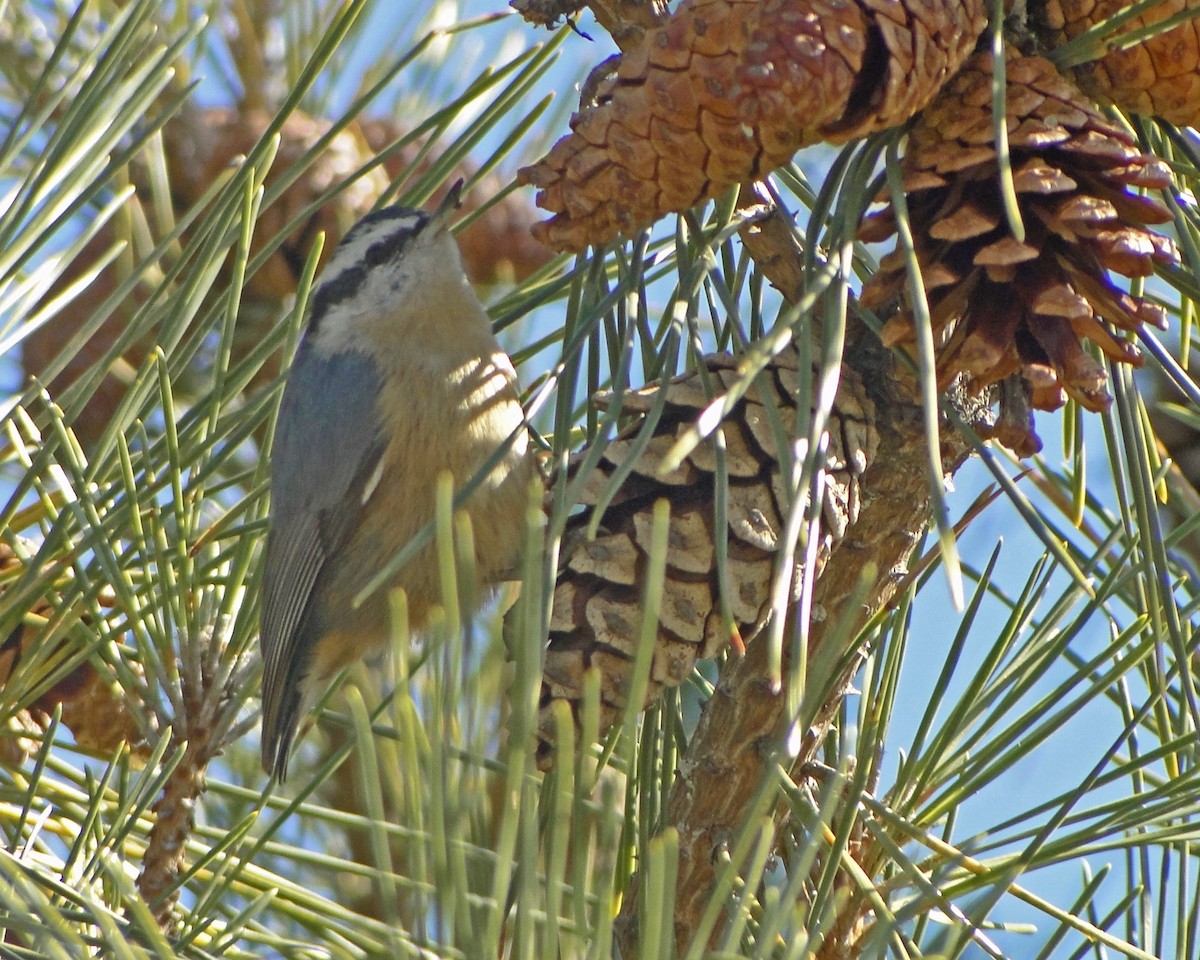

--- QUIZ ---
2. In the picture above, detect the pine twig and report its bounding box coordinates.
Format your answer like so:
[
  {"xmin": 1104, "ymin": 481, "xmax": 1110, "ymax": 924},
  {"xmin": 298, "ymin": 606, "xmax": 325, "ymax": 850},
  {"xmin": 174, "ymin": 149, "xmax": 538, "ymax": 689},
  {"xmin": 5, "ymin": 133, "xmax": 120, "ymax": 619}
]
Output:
[{"xmin": 136, "ymin": 617, "xmax": 245, "ymax": 928}]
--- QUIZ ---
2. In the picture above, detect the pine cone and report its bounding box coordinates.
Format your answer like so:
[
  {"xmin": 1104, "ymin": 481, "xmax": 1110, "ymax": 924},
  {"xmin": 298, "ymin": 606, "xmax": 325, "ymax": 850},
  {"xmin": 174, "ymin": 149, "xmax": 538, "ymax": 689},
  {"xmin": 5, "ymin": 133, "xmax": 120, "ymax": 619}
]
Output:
[
  {"xmin": 0, "ymin": 543, "xmax": 148, "ymax": 763},
  {"xmin": 1035, "ymin": 0, "xmax": 1200, "ymax": 126},
  {"xmin": 519, "ymin": 0, "xmax": 988, "ymax": 251},
  {"xmin": 537, "ymin": 349, "xmax": 878, "ymax": 768},
  {"xmin": 859, "ymin": 50, "xmax": 1177, "ymax": 455}
]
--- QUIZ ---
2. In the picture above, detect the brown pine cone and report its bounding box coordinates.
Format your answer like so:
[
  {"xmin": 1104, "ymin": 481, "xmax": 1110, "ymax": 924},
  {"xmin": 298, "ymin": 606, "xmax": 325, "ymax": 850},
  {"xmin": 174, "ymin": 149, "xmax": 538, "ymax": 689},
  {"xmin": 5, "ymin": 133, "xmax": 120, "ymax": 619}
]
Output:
[
  {"xmin": 0, "ymin": 543, "xmax": 149, "ymax": 763},
  {"xmin": 519, "ymin": 0, "xmax": 988, "ymax": 251},
  {"xmin": 859, "ymin": 50, "xmax": 1177, "ymax": 455},
  {"xmin": 165, "ymin": 108, "xmax": 553, "ymax": 296},
  {"xmin": 537, "ymin": 349, "xmax": 878, "ymax": 768},
  {"xmin": 1035, "ymin": 0, "xmax": 1200, "ymax": 126},
  {"xmin": 738, "ymin": 0, "xmax": 988, "ymax": 148}
]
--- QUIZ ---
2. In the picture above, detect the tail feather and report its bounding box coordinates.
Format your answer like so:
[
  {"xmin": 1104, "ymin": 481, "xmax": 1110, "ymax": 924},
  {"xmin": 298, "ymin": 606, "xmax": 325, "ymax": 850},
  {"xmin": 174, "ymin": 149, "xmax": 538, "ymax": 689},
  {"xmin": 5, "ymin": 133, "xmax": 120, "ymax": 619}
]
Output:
[
  {"xmin": 261, "ymin": 652, "xmax": 314, "ymax": 782},
  {"xmin": 261, "ymin": 699, "xmax": 299, "ymax": 781}
]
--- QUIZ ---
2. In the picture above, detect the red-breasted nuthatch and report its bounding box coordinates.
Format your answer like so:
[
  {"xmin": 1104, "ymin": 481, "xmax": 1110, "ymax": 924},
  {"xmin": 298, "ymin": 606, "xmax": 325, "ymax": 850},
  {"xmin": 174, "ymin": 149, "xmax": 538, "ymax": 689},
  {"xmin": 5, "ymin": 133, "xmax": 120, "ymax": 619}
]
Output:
[{"xmin": 259, "ymin": 182, "xmax": 536, "ymax": 779}]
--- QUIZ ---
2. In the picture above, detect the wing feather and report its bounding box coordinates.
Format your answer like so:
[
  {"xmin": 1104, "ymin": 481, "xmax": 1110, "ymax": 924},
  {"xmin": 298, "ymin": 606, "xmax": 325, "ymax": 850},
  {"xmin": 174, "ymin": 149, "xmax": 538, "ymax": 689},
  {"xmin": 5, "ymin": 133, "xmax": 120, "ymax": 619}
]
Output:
[{"xmin": 259, "ymin": 344, "xmax": 386, "ymax": 776}]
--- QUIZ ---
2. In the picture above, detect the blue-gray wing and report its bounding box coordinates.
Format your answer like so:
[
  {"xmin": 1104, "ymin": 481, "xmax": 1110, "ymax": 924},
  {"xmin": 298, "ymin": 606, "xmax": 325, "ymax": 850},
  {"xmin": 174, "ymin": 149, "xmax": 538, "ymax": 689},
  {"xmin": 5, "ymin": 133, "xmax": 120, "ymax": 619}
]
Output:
[{"xmin": 259, "ymin": 344, "xmax": 386, "ymax": 775}]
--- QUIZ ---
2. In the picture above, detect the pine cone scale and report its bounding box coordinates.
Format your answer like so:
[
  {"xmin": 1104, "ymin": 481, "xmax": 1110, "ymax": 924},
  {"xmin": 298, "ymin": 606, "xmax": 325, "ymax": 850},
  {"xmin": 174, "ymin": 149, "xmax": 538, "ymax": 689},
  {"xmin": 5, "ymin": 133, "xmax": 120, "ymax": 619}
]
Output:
[
  {"xmin": 520, "ymin": 0, "xmax": 987, "ymax": 250},
  {"xmin": 1034, "ymin": 0, "xmax": 1200, "ymax": 127},
  {"xmin": 858, "ymin": 49, "xmax": 1178, "ymax": 454},
  {"xmin": 535, "ymin": 352, "xmax": 877, "ymax": 766}
]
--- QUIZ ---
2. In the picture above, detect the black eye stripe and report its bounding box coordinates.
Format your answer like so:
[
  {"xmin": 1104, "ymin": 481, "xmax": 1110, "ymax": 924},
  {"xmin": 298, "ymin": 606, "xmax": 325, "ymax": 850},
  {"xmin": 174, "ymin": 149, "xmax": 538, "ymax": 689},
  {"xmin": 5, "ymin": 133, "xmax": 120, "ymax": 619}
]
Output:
[
  {"xmin": 363, "ymin": 233, "xmax": 409, "ymax": 268},
  {"xmin": 310, "ymin": 266, "xmax": 368, "ymax": 321}
]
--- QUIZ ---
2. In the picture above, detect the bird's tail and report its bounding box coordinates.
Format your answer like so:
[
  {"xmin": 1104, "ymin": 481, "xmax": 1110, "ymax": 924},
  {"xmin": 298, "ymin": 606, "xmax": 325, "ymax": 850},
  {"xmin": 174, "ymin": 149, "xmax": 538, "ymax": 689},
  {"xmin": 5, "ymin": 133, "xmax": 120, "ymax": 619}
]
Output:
[{"xmin": 260, "ymin": 657, "xmax": 313, "ymax": 782}]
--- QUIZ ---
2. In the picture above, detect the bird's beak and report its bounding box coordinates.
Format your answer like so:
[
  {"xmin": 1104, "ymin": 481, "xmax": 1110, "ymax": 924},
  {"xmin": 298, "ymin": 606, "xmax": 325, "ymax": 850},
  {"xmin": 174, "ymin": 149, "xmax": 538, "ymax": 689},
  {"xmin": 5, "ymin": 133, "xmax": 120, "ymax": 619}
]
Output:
[{"xmin": 430, "ymin": 179, "xmax": 464, "ymax": 233}]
